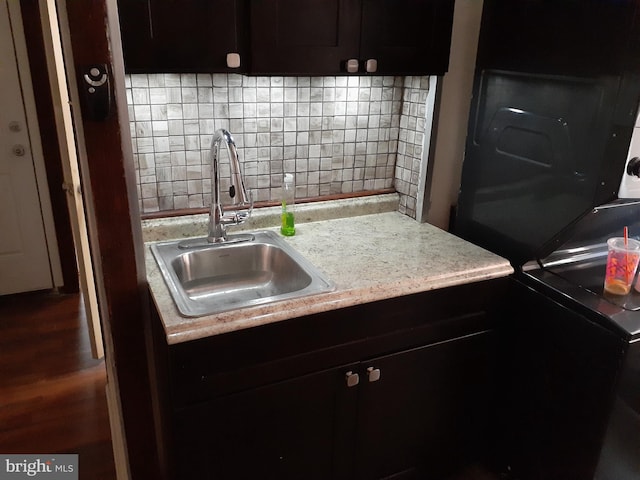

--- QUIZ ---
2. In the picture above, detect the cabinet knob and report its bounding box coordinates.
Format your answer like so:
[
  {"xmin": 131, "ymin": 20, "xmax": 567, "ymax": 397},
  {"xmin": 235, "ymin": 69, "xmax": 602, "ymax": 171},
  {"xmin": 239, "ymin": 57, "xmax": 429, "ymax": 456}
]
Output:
[
  {"xmin": 345, "ymin": 371, "xmax": 359, "ymax": 387},
  {"xmin": 365, "ymin": 59, "xmax": 378, "ymax": 73},
  {"xmin": 367, "ymin": 367, "xmax": 381, "ymax": 382},
  {"xmin": 226, "ymin": 53, "xmax": 241, "ymax": 69},
  {"xmin": 346, "ymin": 58, "xmax": 359, "ymax": 73}
]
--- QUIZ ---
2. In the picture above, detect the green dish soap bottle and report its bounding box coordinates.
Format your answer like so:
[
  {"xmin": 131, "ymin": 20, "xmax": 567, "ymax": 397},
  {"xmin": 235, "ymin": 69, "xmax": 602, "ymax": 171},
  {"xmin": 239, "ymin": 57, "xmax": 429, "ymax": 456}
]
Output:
[{"xmin": 281, "ymin": 173, "xmax": 295, "ymax": 236}]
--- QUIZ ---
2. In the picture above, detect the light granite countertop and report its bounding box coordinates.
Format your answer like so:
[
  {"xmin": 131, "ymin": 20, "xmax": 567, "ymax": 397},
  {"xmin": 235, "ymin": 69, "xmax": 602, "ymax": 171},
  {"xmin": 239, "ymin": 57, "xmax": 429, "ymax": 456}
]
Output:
[{"xmin": 144, "ymin": 194, "xmax": 513, "ymax": 344}]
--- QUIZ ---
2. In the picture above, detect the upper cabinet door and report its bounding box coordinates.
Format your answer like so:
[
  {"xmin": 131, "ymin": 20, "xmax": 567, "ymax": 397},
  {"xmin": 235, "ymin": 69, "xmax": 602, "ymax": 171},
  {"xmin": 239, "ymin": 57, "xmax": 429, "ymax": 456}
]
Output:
[
  {"xmin": 250, "ymin": 0, "xmax": 455, "ymax": 75},
  {"xmin": 249, "ymin": 0, "xmax": 362, "ymax": 75},
  {"xmin": 360, "ymin": 0, "xmax": 455, "ymax": 75},
  {"xmin": 118, "ymin": 0, "xmax": 247, "ymax": 73}
]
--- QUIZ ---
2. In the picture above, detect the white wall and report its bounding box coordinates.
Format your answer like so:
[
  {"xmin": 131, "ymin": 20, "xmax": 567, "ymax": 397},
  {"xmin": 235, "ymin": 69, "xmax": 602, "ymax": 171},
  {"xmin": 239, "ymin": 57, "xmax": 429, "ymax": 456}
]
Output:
[
  {"xmin": 425, "ymin": 0, "xmax": 484, "ymax": 230},
  {"xmin": 618, "ymin": 111, "xmax": 640, "ymax": 197}
]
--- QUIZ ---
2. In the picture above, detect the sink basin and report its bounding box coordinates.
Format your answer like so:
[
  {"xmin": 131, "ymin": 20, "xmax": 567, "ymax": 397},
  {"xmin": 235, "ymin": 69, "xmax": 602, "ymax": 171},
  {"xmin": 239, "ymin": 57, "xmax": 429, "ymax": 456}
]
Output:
[{"xmin": 150, "ymin": 231, "xmax": 334, "ymax": 317}]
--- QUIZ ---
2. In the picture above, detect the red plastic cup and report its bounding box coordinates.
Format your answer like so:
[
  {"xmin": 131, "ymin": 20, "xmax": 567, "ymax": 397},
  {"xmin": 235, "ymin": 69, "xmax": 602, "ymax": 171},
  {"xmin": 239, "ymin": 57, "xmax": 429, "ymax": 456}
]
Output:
[{"xmin": 604, "ymin": 237, "xmax": 640, "ymax": 295}]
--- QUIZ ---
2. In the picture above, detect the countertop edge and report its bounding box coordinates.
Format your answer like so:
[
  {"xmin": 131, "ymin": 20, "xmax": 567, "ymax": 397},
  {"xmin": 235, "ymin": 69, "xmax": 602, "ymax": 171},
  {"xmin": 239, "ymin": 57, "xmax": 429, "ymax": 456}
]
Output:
[
  {"xmin": 146, "ymin": 208, "xmax": 514, "ymax": 345},
  {"xmin": 161, "ymin": 264, "xmax": 513, "ymax": 344}
]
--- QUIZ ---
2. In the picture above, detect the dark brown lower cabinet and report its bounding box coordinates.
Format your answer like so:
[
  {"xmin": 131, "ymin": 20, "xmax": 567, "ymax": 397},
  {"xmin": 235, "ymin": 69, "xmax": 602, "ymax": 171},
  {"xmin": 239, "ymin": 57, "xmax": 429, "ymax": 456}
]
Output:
[
  {"xmin": 151, "ymin": 279, "xmax": 507, "ymax": 480},
  {"xmin": 173, "ymin": 362, "xmax": 359, "ymax": 479},
  {"xmin": 354, "ymin": 332, "xmax": 495, "ymax": 480},
  {"xmin": 172, "ymin": 332, "xmax": 494, "ymax": 480}
]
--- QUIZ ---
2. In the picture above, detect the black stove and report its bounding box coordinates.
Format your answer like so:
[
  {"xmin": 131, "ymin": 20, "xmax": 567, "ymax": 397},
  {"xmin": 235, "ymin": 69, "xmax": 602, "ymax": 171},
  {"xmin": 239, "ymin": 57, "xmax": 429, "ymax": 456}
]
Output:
[{"xmin": 454, "ymin": 2, "xmax": 640, "ymax": 478}]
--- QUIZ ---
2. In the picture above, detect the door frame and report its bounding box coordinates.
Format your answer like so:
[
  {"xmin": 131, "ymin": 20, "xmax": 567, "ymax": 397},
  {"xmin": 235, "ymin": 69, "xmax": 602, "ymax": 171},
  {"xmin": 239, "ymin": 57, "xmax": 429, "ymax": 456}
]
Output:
[{"xmin": 40, "ymin": 0, "xmax": 162, "ymax": 478}]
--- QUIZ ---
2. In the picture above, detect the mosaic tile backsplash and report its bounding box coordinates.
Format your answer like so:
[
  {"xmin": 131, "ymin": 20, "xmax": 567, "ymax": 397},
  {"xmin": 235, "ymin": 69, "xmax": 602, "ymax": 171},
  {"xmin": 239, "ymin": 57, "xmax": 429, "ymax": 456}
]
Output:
[{"xmin": 126, "ymin": 74, "xmax": 430, "ymax": 218}]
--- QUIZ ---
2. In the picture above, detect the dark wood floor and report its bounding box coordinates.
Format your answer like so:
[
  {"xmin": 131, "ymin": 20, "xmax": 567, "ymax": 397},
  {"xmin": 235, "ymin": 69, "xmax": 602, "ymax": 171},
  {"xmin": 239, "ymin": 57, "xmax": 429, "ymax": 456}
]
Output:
[{"xmin": 0, "ymin": 290, "xmax": 116, "ymax": 479}]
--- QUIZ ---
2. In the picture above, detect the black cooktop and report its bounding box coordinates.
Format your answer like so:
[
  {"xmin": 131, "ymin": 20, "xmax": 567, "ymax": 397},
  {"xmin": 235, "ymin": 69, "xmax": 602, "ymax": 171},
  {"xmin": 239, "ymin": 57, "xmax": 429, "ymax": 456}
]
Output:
[{"xmin": 545, "ymin": 257, "xmax": 640, "ymax": 312}]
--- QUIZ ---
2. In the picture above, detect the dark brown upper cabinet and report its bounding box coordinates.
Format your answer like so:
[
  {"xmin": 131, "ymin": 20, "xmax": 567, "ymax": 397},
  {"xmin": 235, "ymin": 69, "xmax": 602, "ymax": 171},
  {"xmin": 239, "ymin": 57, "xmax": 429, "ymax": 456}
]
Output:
[
  {"xmin": 250, "ymin": 0, "xmax": 456, "ymax": 75},
  {"xmin": 117, "ymin": 0, "xmax": 247, "ymax": 73},
  {"xmin": 117, "ymin": 0, "xmax": 455, "ymax": 75},
  {"xmin": 360, "ymin": 0, "xmax": 455, "ymax": 75},
  {"xmin": 249, "ymin": 0, "xmax": 361, "ymax": 75},
  {"xmin": 476, "ymin": 0, "xmax": 640, "ymax": 76}
]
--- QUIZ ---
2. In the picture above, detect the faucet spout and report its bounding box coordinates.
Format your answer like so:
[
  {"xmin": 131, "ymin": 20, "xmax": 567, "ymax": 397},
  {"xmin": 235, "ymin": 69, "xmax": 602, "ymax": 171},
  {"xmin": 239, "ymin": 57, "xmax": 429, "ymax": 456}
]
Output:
[{"xmin": 208, "ymin": 129, "xmax": 252, "ymax": 243}]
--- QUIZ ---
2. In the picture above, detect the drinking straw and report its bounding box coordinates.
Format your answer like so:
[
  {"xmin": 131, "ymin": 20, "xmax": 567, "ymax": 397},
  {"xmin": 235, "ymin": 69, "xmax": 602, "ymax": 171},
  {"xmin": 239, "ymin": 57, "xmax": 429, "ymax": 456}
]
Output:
[{"xmin": 625, "ymin": 226, "xmax": 630, "ymax": 284}]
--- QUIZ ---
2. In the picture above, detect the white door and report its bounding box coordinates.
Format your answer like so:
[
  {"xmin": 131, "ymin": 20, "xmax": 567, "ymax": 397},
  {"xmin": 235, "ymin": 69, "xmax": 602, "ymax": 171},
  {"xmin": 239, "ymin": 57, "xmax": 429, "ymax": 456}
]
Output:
[{"xmin": 0, "ymin": 0, "xmax": 54, "ymax": 295}]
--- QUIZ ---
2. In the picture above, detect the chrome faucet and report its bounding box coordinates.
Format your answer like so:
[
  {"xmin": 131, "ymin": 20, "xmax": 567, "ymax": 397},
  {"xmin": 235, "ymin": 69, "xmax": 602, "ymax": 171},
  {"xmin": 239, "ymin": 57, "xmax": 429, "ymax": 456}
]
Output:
[{"xmin": 207, "ymin": 129, "xmax": 252, "ymax": 243}]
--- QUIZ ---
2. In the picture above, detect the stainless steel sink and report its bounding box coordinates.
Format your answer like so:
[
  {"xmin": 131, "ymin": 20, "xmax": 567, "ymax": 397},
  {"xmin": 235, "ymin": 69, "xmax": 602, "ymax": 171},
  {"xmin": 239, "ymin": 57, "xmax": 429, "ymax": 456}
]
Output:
[{"xmin": 150, "ymin": 231, "xmax": 334, "ymax": 317}]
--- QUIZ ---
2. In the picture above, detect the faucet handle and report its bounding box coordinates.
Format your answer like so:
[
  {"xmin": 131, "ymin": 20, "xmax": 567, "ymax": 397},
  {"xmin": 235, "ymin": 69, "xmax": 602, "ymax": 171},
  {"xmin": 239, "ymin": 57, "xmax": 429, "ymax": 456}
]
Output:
[
  {"xmin": 235, "ymin": 189, "xmax": 253, "ymax": 224},
  {"xmin": 221, "ymin": 189, "xmax": 252, "ymax": 226}
]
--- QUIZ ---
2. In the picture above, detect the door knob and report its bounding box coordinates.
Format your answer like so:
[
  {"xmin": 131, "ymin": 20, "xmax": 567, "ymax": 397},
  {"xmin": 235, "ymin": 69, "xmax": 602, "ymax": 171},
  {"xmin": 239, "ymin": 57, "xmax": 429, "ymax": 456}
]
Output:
[
  {"xmin": 367, "ymin": 367, "xmax": 381, "ymax": 382},
  {"xmin": 345, "ymin": 371, "xmax": 359, "ymax": 387},
  {"xmin": 9, "ymin": 121, "xmax": 21, "ymax": 132},
  {"xmin": 12, "ymin": 145, "xmax": 26, "ymax": 156}
]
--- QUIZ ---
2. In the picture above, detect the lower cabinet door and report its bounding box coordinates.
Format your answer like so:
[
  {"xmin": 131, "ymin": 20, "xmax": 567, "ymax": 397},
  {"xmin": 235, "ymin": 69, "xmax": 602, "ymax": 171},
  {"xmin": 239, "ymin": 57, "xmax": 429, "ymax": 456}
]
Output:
[
  {"xmin": 170, "ymin": 330, "xmax": 497, "ymax": 479},
  {"xmin": 172, "ymin": 362, "xmax": 359, "ymax": 480},
  {"xmin": 354, "ymin": 330, "xmax": 496, "ymax": 480}
]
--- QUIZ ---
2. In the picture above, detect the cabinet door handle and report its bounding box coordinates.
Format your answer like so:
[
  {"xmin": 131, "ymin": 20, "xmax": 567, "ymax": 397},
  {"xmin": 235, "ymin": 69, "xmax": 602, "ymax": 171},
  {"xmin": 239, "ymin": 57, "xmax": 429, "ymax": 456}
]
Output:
[
  {"xmin": 346, "ymin": 58, "xmax": 359, "ymax": 73},
  {"xmin": 365, "ymin": 59, "xmax": 378, "ymax": 73},
  {"xmin": 345, "ymin": 371, "xmax": 360, "ymax": 387},
  {"xmin": 226, "ymin": 53, "xmax": 241, "ymax": 69},
  {"xmin": 367, "ymin": 367, "xmax": 381, "ymax": 382}
]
